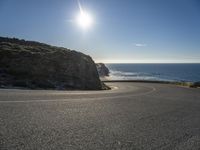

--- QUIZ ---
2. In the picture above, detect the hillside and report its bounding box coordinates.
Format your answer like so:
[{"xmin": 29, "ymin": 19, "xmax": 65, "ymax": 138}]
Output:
[{"xmin": 0, "ymin": 37, "xmax": 106, "ymax": 90}]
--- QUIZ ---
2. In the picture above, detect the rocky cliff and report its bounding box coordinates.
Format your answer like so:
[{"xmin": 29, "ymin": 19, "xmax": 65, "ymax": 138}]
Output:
[
  {"xmin": 0, "ymin": 37, "xmax": 105, "ymax": 90},
  {"xmin": 96, "ymin": 63, "xmax": 110, "ymax": 77}
]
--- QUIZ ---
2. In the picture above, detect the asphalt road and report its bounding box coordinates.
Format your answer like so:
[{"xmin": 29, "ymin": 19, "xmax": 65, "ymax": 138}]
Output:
[{"xmin": 0, "ymin": 82, "xmax": 200, "ymax": 150}]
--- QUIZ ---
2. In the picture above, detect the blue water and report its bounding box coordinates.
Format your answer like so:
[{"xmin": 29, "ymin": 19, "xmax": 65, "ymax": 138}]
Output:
[{"xmin": 106, "ymin": 64, "xmax": 200, "ymax": 82}]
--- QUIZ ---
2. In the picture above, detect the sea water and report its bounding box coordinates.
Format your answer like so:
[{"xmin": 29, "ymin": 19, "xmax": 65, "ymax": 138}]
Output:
[{"xmin": 106, "ymin": 64, "xmax": 200, "ymax": 82}]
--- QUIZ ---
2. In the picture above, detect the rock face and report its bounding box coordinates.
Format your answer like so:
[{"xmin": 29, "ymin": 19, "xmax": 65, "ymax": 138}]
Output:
[
  {"xmin": 96, "ymin": 63, "xmax": 110, "ymax": 77},
  {"xmin": 0, "ymin": 37, "xmax": 103, "ymax": 90},
  {"xmin": 190, "ymin": 82, "xmax": 200, "ymax": 88}
]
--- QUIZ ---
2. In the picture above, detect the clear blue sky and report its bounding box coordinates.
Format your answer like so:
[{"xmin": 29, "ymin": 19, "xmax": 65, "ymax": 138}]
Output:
[{"xmin": 0, "ymin": 0, "xmax": 200, "ymax": 63}]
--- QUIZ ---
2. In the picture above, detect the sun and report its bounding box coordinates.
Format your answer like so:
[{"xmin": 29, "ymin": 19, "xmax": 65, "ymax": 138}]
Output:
[{"xmin": 76, "ymin": 10, "xmax": 93, "ymax": 29}]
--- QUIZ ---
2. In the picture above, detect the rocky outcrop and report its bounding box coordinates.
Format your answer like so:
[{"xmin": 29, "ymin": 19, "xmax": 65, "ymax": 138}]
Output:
[
  {"xmin": 190, "ymin": 82, "xmax": 200, "ymax": 88},
  {"xmin": 96, "ymin": 63, "xmax": 110, "ymax": 77},
  {"xmin": 0, "ymin": 37, "xmax": 105, "ymax": 90}
]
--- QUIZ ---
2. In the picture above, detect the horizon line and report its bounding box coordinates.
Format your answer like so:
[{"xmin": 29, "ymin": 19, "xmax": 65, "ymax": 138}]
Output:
[{"xmin": 95, "ymin": 60, "xmax": 200, "ymax": 64}]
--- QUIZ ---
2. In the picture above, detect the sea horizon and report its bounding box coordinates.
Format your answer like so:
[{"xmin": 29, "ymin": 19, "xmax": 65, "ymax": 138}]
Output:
[
  {"xmin": 104, "ymin": 62, "xmax": 200, "ymax": 64},
  {"xmin": 105, "ymin": 63, "xmax": 200, "ymax": 82}
]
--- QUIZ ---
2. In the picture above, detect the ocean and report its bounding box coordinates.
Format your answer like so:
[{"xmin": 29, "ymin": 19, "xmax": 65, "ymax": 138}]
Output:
[{"xmin": 105, "ymin": 64, "xmax": 200, "ymax": 82}]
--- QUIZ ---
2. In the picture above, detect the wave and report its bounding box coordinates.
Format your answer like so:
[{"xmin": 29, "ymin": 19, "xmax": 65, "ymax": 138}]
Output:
[
  {"xmin": 107, "ymin": 70, "xmax": 173, "ymax": 81},
  {"xmin": 105, "ymin": 64, "xmax": 200, "ymax": 82}
]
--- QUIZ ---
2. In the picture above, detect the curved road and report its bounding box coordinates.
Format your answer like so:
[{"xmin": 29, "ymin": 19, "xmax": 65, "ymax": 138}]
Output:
[{"xmin": 0, "ymin": 82, "xmax": 200, "ymax": 149}]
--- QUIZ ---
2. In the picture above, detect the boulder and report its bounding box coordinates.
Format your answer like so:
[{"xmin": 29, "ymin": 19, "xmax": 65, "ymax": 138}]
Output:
[
  {"xmin": 190, "ymin": 82, "xmax": 200, "ymax": 88},
  {"xmin": 0, "ymin": 37, "xmax": 104, "ymax": 90}
]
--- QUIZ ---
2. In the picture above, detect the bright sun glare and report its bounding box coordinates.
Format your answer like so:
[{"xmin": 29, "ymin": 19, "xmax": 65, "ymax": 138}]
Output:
[{"xmin": 77, "ymin": 10, "xmax": 93, "ymax": 29}]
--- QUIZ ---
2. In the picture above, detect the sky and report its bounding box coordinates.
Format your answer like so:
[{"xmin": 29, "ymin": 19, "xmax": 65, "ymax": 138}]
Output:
[{"xmin": 0, "ymin": 0, "xmax": 200, "ymax": 63}]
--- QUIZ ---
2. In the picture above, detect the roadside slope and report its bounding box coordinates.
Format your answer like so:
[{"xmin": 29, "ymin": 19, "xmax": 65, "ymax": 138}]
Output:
[{"xmin": 0, "ymin": 37, "xmax": 103, "ymax": 90}]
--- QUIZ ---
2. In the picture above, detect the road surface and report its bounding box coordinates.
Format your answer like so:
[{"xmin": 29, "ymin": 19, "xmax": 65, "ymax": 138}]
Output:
[{"xmin": 0, "ymin": 82, "xmax": 200, "ymax": 150}]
